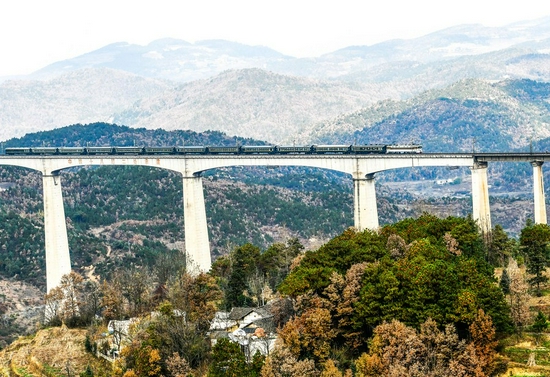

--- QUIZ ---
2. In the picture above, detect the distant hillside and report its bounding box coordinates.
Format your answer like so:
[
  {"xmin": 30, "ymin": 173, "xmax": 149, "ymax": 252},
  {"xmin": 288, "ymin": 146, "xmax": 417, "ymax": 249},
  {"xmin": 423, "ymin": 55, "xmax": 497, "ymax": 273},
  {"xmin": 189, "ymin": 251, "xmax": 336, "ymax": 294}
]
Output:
[
  {"xmin": 111, "ymin": 69, "xmax": 387, "ymax": 143},
  {"xmin": 301, "ymin": 78, "xmax": 550, "ymax": 151},
  {"xmin": 0, "ymin": 68, "xmax": 170, "ymax": 141},
  {"xmin": 29, "ymin": 38, "xmax": 292, "ymax": 82}
]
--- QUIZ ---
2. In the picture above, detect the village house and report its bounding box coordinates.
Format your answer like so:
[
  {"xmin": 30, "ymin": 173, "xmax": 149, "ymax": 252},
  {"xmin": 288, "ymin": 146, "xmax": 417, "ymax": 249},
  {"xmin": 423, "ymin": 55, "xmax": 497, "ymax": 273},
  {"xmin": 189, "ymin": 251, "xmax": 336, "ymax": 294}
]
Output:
[{"xmin": 209, "ymin": 305, "xmax": 277, "ymax": 360}]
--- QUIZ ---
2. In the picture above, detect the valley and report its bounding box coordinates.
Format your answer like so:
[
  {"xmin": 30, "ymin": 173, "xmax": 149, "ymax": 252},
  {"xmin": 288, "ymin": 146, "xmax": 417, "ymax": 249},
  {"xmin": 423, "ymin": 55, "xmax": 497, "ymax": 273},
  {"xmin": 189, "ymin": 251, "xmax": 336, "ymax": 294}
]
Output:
[{"xmin": 2, "ymin": 17, "xmax": 550, "ymax": 375}]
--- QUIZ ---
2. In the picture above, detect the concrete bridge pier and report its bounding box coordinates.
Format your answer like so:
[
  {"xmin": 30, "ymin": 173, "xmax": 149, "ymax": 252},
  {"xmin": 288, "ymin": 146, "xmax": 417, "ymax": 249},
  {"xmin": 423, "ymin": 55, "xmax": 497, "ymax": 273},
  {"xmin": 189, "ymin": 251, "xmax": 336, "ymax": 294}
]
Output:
[
  {"xmin": 532, "ymin": 161, "xmax": 547, "ymax": 224},
  {"xmin": 42, "ymin": 172, "xmax": 71, "ymax": 292},
  {"xmin": 470, "ymin": 162, "xmax": 492, "ymax": 234},
  {"xmin": 353, "ymin": 173, "xmax": 379, "ymax": 231},
  {"xmin": 182, "ymin": 173, "xmax": 211, "ymax": 274}
]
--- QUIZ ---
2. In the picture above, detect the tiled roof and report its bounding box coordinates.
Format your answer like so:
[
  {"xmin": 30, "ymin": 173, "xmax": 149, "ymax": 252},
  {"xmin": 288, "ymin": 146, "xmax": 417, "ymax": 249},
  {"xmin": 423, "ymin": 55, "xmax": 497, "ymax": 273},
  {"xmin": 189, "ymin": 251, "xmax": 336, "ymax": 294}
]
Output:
[{"xmin": 228, "ymin": 307, "xmax": 255, "ymax": 320}]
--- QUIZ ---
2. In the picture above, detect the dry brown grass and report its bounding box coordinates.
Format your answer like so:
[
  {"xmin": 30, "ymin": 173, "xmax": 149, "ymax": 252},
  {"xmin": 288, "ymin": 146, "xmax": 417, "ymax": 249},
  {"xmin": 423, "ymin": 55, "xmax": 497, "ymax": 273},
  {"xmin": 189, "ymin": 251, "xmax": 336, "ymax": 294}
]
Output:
[{"xmin": 0, "ymin": 325, "xmax": 108, "ymax": 376}]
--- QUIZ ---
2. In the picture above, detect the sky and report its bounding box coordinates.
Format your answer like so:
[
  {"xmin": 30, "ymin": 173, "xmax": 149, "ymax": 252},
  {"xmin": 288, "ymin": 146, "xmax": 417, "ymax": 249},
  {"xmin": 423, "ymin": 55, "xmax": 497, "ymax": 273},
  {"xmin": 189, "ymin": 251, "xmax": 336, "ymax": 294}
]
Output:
[{"xmin": 2, "ymin": 0, "xmax": 550, "ymax": 77}]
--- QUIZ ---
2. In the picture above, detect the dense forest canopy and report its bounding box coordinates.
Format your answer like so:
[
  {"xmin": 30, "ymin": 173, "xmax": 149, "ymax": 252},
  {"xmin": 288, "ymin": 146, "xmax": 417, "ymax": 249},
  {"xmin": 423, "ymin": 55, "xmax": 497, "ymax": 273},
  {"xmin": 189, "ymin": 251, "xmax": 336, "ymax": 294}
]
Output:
[{"xmin": 279, "ymin": 215, "xmax": 512, "ymax": 339}]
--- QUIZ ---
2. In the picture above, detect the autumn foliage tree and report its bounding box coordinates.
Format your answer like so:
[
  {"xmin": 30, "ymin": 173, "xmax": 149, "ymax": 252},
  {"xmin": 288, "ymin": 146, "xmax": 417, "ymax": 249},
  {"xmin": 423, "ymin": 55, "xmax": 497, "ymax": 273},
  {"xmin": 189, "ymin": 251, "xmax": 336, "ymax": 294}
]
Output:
[
  {"xmin": 354, "ymin": 317, "xmax": 491, "ymax": 377},
  {"xmin": 278, "ymin": 306, "xmax": 337, "ymax": 363},
  {"xmin": 169, "ymin": 271, "xmax": 223, "ymax": 331},
  {"xmin": 469, "ymin": 309, "xmax": 498, "ymax": 375},
  {"xmin": 260, "ymin": 345, "xmax": 319, "ymax": 377},
  {"xmin": 165, "ymin": 352, "xmax": 191, "ymax": 377},
  {"xmin": 118, "ymin": 344, "xmax": 162, "ymax": 377},
  {"xmin": 100, "ymin": 279, "xmax": 125, "ymax": 321},
  {"xmin": 44, "ymin": 271, "xmax": 87, "ymax": 326}
]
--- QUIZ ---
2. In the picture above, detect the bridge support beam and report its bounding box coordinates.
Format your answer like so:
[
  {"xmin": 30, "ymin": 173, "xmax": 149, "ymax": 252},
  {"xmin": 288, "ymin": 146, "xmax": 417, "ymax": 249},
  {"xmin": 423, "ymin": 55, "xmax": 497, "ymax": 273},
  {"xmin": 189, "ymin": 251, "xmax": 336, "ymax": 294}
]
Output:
[
  {"xmin": 42, "ymin": 173, "xmax": 71, "ymax": 293},
  {"xmin": 182, "ymin": 174, "xmax": 211, "ymax": 274},
  {"xmin": 470, "ymin": 162, "xmax": 492, "ymax": 234},
  {"xmin": 532, "ymin": 161, "xmax": 547, "ymax": 224},
  {"xmin": 353, "ymin": 174, "xmax": 379, "ymax": 231}
]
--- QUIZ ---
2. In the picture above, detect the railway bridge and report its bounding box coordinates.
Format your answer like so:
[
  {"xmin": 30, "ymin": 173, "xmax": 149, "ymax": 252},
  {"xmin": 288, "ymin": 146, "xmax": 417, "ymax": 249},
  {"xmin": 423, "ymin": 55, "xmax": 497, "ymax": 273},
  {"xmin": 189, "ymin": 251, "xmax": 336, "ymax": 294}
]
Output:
[{"xmin": 0, "ymin": 152, "xmax": 547, "ymax": 292}]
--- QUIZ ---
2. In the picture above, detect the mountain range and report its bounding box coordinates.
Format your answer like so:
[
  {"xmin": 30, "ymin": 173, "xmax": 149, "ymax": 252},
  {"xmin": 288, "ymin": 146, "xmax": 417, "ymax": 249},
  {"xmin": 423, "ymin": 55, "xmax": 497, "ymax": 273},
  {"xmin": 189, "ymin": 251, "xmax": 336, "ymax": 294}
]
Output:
[{"xmin": 2, "ymin": 17, "xmax": 550, "ymax": 144}]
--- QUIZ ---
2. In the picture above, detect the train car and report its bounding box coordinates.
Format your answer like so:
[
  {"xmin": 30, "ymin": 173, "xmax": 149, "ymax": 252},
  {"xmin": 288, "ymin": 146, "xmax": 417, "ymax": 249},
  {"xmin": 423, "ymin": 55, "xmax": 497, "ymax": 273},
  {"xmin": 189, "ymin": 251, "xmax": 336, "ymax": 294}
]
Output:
[
  {"xmin": 276, "ymin": 146, "xmax": 313, "ymax": 154},
  {"xmin": 206, "ymin": 146, "xmax": 240, "ymax": 154},
  {"xmin": 350, "ymin": 144, "xmax": 387, "ymax": 154},
  {"xmin": 31, "ymin": 147, "xmax": 58, "ymax": 155},
  {"xmin": 5, "ymin": 147, "xmax": 29, "ymax": 155},
  {"xmin": 174, "ymin": 146, "xmax": 208, "ymax": 154},
  {"xmin": 144, "ymin": 147, "xmax": 175, "ymax": 154},
  {"xmin": 5, "ymin": 147, "xmax": 32, "ymax": 155},
  {"xmin": 85, "ymin": 146, "xmax": 114, "ymax": 155},
  {"xmin": 58, "ymin": 147, "xmax": 86, "ymax": 155},
  {"xmin": 240, "ymin": 145, "xmax": 276, "ymax": 154},
  {"xmin": 112, "ymin": 146, "xmax": 143, "ymax": 155},
  {"xmin": 386, "ymin": 144, "xmax": 423, "ymax": 153},
  {"xmin": 312, "ymin": 145, "xmax": 351, "ymax": 154}
]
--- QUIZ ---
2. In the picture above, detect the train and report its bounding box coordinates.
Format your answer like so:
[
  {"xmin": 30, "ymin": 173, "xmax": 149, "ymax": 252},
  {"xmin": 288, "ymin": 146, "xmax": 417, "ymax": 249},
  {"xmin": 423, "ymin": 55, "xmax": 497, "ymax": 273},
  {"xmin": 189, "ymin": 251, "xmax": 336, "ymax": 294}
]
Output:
[{"xmin": 3, "ymin": 144, "xmax": 422, "ymax": 156}]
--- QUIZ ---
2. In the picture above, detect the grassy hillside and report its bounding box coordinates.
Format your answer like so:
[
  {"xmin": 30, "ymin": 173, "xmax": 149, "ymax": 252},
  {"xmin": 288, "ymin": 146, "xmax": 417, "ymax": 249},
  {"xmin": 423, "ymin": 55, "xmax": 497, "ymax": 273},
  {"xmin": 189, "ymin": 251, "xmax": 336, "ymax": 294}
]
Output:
[{"xmin": 0, "ymin": 326, "xmax": 110, "ymax": 376}]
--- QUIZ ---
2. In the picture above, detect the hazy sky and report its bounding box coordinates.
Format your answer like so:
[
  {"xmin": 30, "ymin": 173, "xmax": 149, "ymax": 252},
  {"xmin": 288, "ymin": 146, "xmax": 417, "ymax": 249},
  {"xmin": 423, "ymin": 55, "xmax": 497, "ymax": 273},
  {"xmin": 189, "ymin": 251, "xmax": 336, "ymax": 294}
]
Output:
[{"xmin": 2, "ymin": 0, "xmax": 550, "ymax": 77}]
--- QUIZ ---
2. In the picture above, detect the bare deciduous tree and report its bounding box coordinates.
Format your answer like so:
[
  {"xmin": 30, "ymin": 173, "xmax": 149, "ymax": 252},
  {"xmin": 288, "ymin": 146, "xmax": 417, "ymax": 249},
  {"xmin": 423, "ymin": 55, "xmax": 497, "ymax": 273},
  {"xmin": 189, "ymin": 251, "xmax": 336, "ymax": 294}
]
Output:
[{"xmin": 507, "ymin": 258, "xmax": 533, "ymax": 333}]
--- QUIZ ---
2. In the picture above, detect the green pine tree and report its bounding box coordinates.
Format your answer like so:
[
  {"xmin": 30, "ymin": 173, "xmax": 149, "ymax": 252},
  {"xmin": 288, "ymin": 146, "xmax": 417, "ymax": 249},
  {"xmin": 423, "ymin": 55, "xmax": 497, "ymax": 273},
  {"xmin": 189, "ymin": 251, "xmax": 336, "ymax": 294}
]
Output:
[
  {"xmin": 208, "ymin": 338, "xmax": 247, "ymax": 377},
  {"xmin": 499, "ymin": 268, "xmax": 510, "ymax": 295},
  {"xmin": 520, "ymin": 223, "xmax": 550, "ymax": 296}
]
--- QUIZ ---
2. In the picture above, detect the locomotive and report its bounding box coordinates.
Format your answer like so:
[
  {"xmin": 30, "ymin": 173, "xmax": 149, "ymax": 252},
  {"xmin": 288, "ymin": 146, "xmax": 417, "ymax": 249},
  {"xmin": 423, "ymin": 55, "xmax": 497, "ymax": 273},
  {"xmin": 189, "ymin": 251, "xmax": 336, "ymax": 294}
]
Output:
[{"xmin": 3, "ymin": 144, "xmax": 422, "ymax": 156}]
